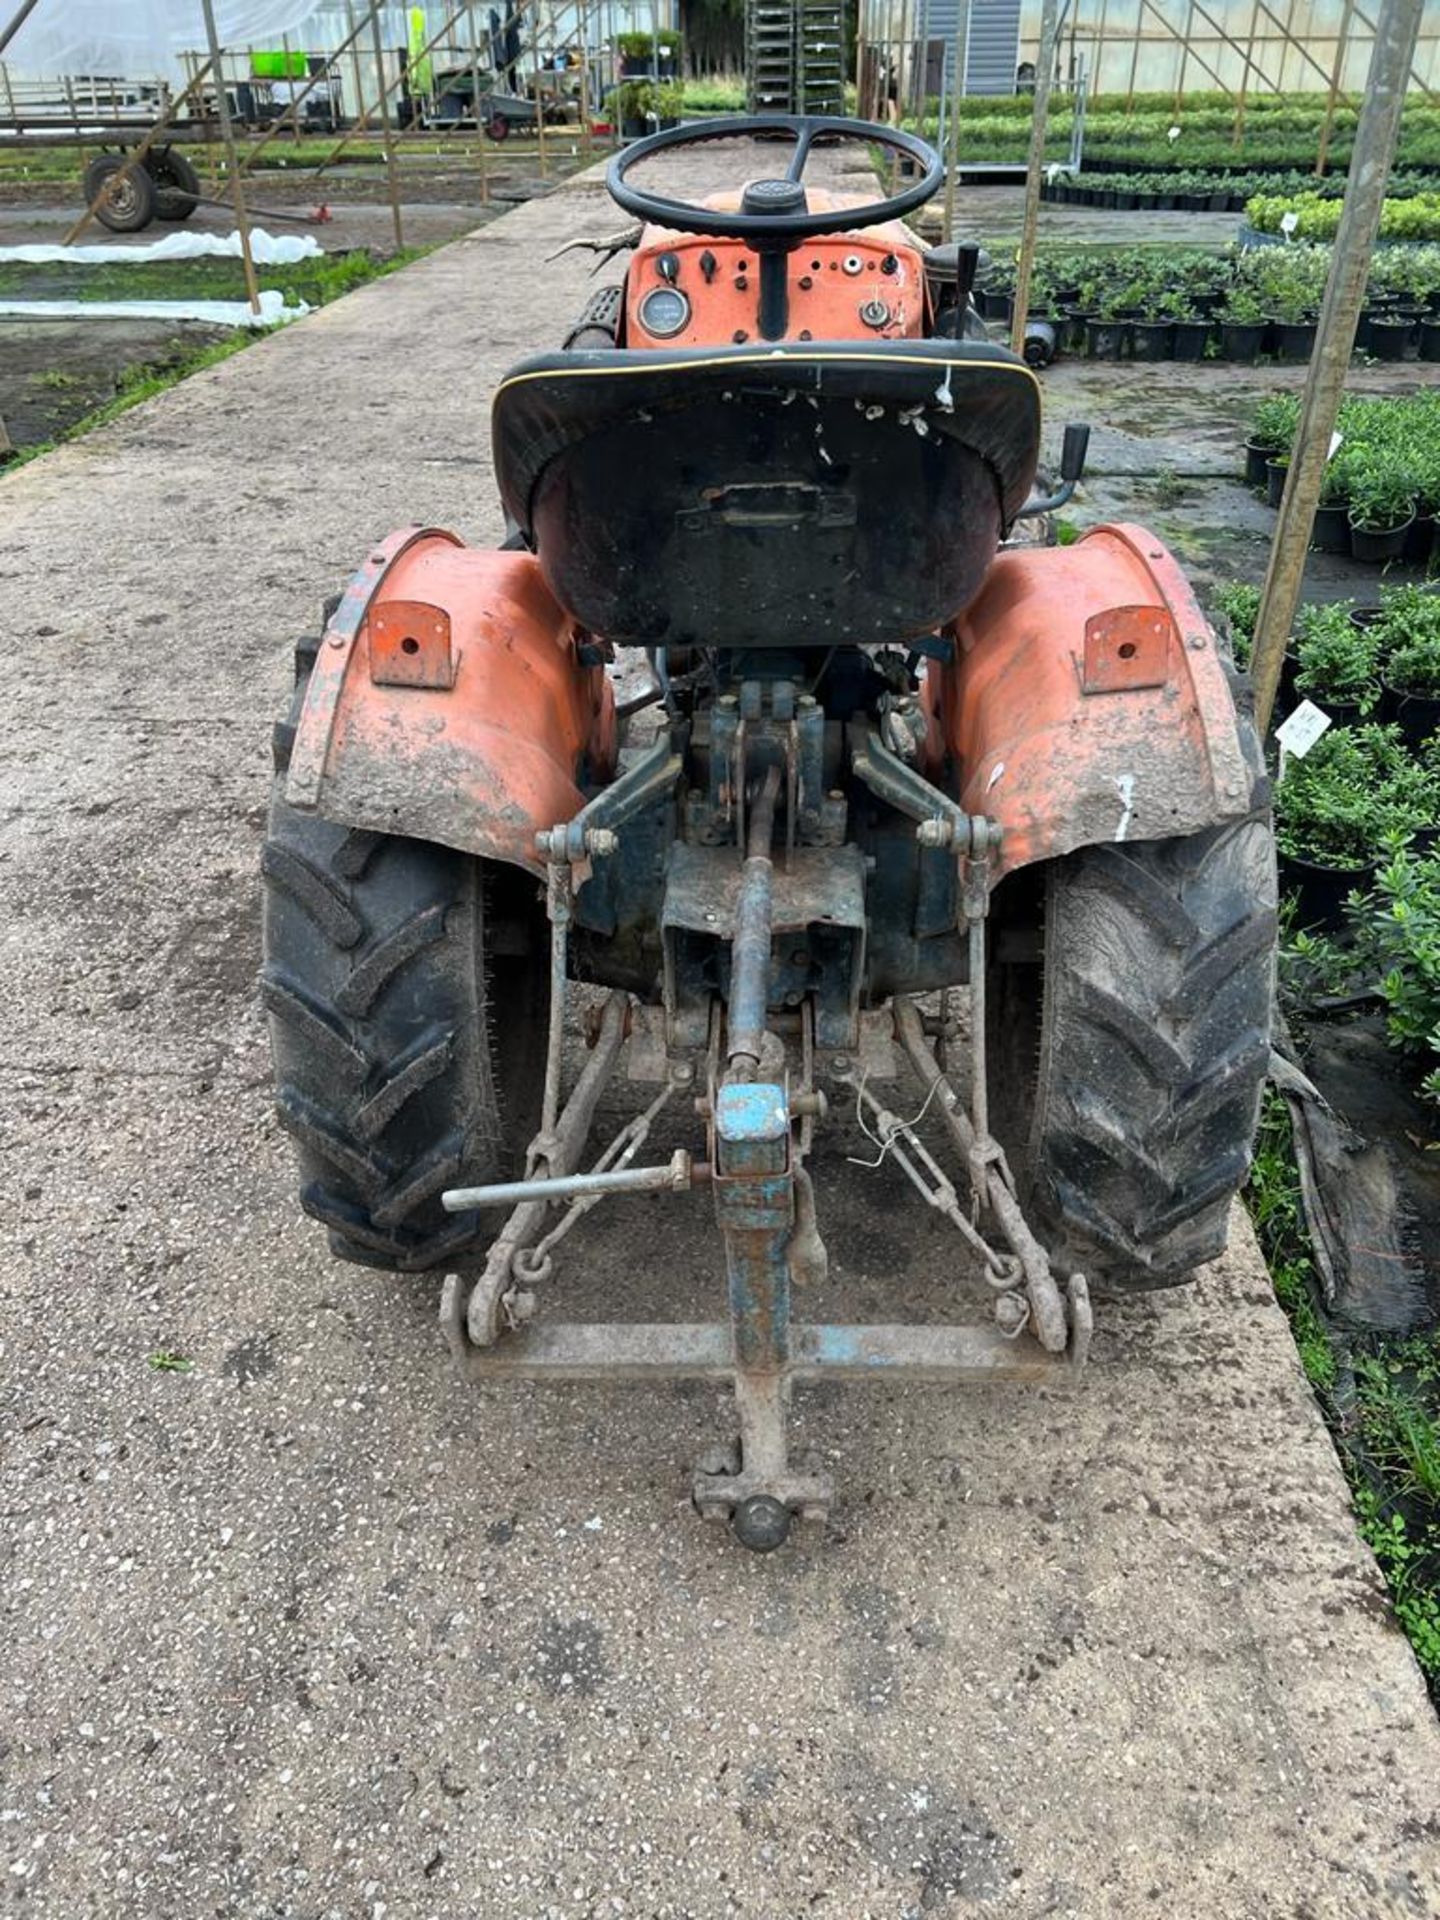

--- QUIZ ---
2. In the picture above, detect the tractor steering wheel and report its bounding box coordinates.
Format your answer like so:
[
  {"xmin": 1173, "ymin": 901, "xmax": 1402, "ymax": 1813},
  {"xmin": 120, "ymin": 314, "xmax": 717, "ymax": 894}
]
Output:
[{"xmin": 607, "ymin": 114, "xmax": 945, "ymax": 242}]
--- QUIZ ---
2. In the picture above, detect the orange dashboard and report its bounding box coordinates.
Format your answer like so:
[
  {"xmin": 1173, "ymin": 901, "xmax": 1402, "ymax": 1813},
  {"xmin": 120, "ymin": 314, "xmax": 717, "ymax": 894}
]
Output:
[{"xmin": 623, "ymin": 231, "xmax": 930, "ymax": 348}]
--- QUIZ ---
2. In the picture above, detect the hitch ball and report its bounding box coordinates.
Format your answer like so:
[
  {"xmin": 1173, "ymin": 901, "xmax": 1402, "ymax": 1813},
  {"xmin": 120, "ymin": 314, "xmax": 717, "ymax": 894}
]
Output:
[{"xmin": 732, "ymin": 1494, "xmax": 792, "ymax": 1553}]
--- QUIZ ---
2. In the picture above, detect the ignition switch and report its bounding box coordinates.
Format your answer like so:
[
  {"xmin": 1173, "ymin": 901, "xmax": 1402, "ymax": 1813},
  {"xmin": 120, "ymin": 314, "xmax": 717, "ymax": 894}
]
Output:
[{"xmin": 859, "ymin": 298, "xmax": 891, "ymax": 329}]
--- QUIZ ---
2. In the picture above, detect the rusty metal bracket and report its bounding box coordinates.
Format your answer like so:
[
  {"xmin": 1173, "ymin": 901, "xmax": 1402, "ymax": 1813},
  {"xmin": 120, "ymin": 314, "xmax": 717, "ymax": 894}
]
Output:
[
  {"xmin": 1081, "ymin": 604, "xmax": 1175, "ymax": 695},
  {"xmin": 369, "ymin": 599, "xmax": 456, "ymax": 689}
]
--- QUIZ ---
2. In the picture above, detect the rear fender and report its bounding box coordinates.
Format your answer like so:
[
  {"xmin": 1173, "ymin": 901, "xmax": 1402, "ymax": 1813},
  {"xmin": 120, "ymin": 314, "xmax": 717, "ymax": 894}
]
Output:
[
  {"xmin": 924, "ymin": 524, "xmax": 1261, "ymax": 882},
  {"xmin": 285, "ymin": 526, "xmax": 616, "ymax": 876}
]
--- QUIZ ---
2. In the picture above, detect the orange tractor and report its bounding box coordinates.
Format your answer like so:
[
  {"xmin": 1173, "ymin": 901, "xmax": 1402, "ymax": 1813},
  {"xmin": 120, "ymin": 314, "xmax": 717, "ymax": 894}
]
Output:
[{"xmin": 263, "ymin": 118, "xmax": 1275, "ymax": 1549}]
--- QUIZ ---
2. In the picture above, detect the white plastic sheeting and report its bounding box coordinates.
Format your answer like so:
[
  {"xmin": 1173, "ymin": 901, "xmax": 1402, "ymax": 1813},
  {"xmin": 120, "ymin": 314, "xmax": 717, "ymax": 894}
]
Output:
[
  {"xmin": 0, "ymin": 289, "xmax": 305, "ymax": 327},
  {"xmin": 0, "ymin": 228, "xmax": 324, "ymax": 266},
  {"xmin": 8, "ymin": 1, "xmax": 333, "ymax": 79}
]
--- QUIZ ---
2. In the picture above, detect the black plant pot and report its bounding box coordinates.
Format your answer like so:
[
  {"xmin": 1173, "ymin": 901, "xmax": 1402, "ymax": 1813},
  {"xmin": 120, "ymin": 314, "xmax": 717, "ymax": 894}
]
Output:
[
  {"xmin": 1419, "ymin": 318, "xmax": 1440, "ymax": 363},
  {"xmin": 1266, "ymin": 459, "xmax": 1289, "ymax": 509},
  {"xmin": 1403, "ymin": 511, "xmax": 1436, "ymax": 565},
  {"xmin": 1085, "ymin": 317, "xmax": 1130, "ymax": 360},
  {"xmin": 1171, "ymin": 319, "xmax": 1210, "ymax": 361},
  {"xmin": 1207, "ymin": 191, "xmax": 1231, "ymax": 211},
  {"xmin": 1244, "ymin": 438, "xmax": 1280, "ymax": 487},
  {"xmin": 620, "ymin": 115, "xmax": 649, "ymax": 137},
  {"xmin": 1115, "ymin": 190, "xmax": 1139, "ymax": 209},
  {"xmin": 1380, "ymin": 678, "xmax": 1440, "ymax": 751},
  {"xmin": 1310, "ymin": 502, "xmax": 1351, "ymax": 554},
  {"xmin": 1367, "ymin": 317, "xmax": 1412, "ymax": 362},
  {"xmin": 1294, "ymin": 693, "xmax": 1363, "ymax": 728},
  {"xmin": 1349, "ymin": 606, "xmax": 1383, "ymax": 636},
  {"xmin": 1059, "ymin": 308, "xmax": 1088, "ymax": 352},
  {"xmin": 1192, "ymin": 289, "xmax": 1225, "ymax": 316},
  {"xmin": 1277, "ymin": 647, "xmax": 1301, "ymax": 713},
  {"xmin": 1349, "ymin": 512, "xmax": 1415, "ymax": 563},
  {"xmin": 1130, "ymin": 319, "xmax": 1174, "ymax": 362},
  {"xmin": 978, "ymin": 288, "xmax": 1011, "ymax": 321},
  {"xmin": 1273, "ymin": 319, "xmax": 1317, "ymax": 361},
  {"xmin": 1222, "ymin": 320, "xmax": 1266, "ymax": 363},
  {"xmin": 1277, "ymin": 852, "xmax": 1376, "ymax": 932}
]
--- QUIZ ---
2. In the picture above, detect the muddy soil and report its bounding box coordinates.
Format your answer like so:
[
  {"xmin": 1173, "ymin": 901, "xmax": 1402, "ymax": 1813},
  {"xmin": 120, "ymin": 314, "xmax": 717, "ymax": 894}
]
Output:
[{"xmin": 0, "ymin": 317, "xmax": 229, "ymax": 448}]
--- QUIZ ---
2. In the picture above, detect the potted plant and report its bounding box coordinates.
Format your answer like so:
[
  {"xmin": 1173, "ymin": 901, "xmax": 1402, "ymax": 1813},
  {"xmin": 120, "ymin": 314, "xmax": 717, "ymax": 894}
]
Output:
[
  {"xmin": 1310, "ymin": 461, "xmax": 1352, "ymax": 555},
  {"xmin": 1292, "ymin": 600, "xmax": 1379, "ymax": 720},
  {"xmin": 654, "ymin": 79, "xmax": 684, "ymax": 130},
  {"xmin": 1377, "ymin": 584, "xmax": 1440, "ymax": 748},
  {"xmin": 616, "ymin": 29, "xmax": 653, "ymax": 74},
  {"xmin": 1274, "ymin": 724, "xmax": 1429, "ymax": 927},
  {"xmin": 1220, "ymin": 283, "xmax": 1267, "ymax": 363},
  {"xmin": 1246, "ymin": 392, "xmax": 1298, "ymax": 489},
  {"xmin": 1346, "ymin": 458, "xmax": 1417, "ymax": 563},
  {"xmin": 1161, "ymin": 288, "xmax": 1210, "ymax": 361},
  {"xmin": 612, "ymin": 77, "xmax": 656, "ymax": 138},
  {"xmin": 1084, "ymin": 288, "xmax": 1131, "ymax": 360},
  {"xmin": 1275, "ymin": 731, "xmax": 1384, "ymax": 928}
]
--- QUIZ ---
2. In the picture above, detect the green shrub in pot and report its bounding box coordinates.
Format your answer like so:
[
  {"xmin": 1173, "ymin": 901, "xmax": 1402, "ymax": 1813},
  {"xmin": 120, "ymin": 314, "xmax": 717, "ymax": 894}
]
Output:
[{"xmin": 1293, "ymin": 600, "xmax": 1379, "ymax": 712}]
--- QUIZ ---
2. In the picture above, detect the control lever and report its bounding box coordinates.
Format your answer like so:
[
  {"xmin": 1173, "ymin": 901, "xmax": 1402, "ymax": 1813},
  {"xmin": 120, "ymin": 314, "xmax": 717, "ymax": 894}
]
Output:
[{"xmin": 1013, "ymin": 420, "xmax": 1091, "ymax": 519}]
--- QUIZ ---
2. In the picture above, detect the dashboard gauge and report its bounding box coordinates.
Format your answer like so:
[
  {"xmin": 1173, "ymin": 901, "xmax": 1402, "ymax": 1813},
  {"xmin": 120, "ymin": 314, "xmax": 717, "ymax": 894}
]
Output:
[{"xmin": 638, "ymin": 285, "xmax": 691, "ymax": 338}]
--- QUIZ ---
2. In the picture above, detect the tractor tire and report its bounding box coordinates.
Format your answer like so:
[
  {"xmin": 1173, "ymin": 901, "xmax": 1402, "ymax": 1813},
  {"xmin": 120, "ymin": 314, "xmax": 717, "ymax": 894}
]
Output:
[
  {"xmin": 150, "ymin": 148, "xmax": 201, "ymax": 221},
  {"xmin": 263, "ymin": 633, "xmax": 547, "ymax": 1271},
  {"xmin": 84, "ymin": 155, "xmax": 157, "ymax": 233},
  {"xmin": 988, "ymin": 809, "xmax": 1276, "ymax": 1294}
]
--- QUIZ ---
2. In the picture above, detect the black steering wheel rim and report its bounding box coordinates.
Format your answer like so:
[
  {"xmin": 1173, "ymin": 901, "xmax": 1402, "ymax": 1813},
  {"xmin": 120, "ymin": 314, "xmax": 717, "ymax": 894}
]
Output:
[{"xmin": 606, "ymin": 114, "xmax": 944, "ymax": 242}]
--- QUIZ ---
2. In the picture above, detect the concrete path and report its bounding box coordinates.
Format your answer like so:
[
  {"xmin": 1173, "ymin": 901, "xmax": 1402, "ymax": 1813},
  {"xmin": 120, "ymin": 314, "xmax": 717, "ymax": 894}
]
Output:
[{"xmin": 2, "ymin": 142, "xmax": 1438, "ymax": 1920}]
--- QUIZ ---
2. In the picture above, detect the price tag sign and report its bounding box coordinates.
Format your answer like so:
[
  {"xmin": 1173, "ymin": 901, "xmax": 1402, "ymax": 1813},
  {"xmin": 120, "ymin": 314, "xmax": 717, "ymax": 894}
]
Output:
[
  {"xmin": 1280, "ymin": 210, "xmax": 1299, "ymax": 237},
  {"xmin": 1276, "ymin": 699, "xmax": 1332, "ymax": 760}
]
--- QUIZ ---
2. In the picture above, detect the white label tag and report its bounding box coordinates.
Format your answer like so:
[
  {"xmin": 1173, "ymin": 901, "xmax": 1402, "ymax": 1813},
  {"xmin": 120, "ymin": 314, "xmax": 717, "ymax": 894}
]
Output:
[
  {"xmin": 1280, "ymin": 210, "xmax": 1299, "ymax": 235},
  {"xmin": 1275, "ymin": 699, "xmax": 1332, "ymax": 759},
  {"xmin": 1168, "ymin": 124, "xmax": 1181, "ymax": 142},
  {"xmin": 1328, "ymin": 429, "xmax": 1344, "ymax": 461}
]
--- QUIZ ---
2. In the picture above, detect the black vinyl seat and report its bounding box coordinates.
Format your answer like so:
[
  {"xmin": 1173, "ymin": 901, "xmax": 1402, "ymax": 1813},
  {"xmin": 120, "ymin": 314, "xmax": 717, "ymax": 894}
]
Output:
[{"xmin": 492, "ymin": 340, "xmax": 1042, "ymax": 650}]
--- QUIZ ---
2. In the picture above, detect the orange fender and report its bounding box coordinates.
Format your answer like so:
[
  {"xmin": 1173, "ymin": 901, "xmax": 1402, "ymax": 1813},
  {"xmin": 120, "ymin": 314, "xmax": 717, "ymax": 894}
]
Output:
[
  {"xmin": 924, "ymin": 523, "xmax": 1259, "ymax": 881},
  {"xmin": 285, "ymin": 526, "xmax": 616, "ymax": 875}
]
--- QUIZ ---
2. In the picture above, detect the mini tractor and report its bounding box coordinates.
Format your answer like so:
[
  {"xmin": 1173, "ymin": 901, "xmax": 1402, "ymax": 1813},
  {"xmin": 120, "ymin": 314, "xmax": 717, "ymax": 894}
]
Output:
[{"xmin": 263, "ymin": 118, "xmax": 1277, "ymax": 1550}]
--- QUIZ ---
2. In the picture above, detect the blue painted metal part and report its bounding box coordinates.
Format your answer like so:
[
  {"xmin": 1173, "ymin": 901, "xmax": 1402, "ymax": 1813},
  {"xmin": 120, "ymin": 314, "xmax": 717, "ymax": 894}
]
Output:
[
  {"xmin": 714, "ymin": 1081, "xmax": 793, "ymax": 1374},
  {"xmin": 715, "ymin": 1083, "xmax": 789, "ymax": 1145}
]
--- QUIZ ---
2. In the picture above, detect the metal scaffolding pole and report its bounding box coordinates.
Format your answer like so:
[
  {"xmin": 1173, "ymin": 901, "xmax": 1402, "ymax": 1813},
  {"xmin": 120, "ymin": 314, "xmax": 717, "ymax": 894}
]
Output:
[
  {"xmin": 1250, "ymin": 0, "xmax": 1425, "ymax": 735},
  {"xmin": 1011, "ymin": 0, "xmax": 1061, "ymax": 357}
]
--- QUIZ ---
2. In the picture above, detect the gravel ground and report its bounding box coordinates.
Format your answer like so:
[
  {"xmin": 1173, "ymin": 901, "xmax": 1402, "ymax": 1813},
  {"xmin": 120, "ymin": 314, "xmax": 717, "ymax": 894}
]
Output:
[{"xmin": 2, "ymin": 141, "xmax": 1439, "ymax": 1920}]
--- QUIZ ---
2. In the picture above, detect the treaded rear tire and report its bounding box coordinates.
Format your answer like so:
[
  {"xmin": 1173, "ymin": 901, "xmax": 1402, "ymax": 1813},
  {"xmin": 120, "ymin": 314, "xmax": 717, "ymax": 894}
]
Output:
[
  {"xmin": 989, "ymin": 812, "xmax": 1277, "ymax": 1294},
  {"xmin": 262, "ymin": 636, "xmax": 545, "ymax": 1271}
]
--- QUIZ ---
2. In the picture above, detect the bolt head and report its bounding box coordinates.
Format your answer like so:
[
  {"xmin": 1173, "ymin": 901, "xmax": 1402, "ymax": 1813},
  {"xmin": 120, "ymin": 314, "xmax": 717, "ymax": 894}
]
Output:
[{"xmin": 732, "ymin": 1495, "xmax": 791, "ymax": 1553}]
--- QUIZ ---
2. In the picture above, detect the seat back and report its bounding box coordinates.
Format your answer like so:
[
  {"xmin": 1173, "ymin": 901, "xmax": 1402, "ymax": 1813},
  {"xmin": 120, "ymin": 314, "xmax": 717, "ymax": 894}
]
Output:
[{"xmin": 492, "ymin": 342, "xmax": 1041, "ymax": 650}]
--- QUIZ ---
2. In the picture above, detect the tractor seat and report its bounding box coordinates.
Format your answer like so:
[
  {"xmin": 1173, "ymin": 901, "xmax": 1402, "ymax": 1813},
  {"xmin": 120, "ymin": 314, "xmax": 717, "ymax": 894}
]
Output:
[{"xmin": 491, "ymin": 341, "xmax": 1041, "ymax": 651}]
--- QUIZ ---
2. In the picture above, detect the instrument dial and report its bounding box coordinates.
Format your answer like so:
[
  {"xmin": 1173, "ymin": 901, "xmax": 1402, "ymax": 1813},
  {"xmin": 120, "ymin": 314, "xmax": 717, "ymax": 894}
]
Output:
[{"xmin": 638, "ymin": 285, "xmax": 691, "ymax": 338}]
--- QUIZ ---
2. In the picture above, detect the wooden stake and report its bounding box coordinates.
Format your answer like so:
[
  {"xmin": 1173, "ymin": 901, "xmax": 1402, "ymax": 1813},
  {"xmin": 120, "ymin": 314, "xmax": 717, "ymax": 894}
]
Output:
[
  {"xmin": 1251, "ymin": 0, "xmax": 1425, "ymax": 735},
  {"xmin": 200, "ymin": 0, "xmax": 262, "ymax": 317},
  {"xmin": 1011, "ymin": 0, "xmax": 1060, "ymax": 357}
]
